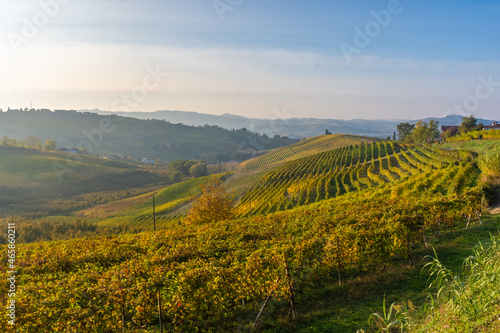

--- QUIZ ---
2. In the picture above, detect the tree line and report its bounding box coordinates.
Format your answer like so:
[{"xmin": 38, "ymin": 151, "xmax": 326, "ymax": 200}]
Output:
[
  {"xmin": 395, "ymin": 115, "xmax": 488, "ymax": 144},
  {"xmin": 396, "ymin": 119, "xmax": 440, "ymax": 143},
  {"xmin": 0, "ymin": 135, "xmax": 56, "ymax": 150}
]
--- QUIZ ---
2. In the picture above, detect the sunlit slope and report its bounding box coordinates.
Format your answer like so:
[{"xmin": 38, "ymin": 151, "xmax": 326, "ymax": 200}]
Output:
[
  {"xmin": 98, "ymin": 173, "xmax": 232, "ymax": 229},
  {"xmin": 237, "ymin": 134, "xmax": 377, "ymax": 171},
  {"xmin": 0, "ymin": 147, "xmax": 163, "ymax": 216},
  {"xmin": 236, "ymin": 141, "xmax": 478, "ymax": 216}
]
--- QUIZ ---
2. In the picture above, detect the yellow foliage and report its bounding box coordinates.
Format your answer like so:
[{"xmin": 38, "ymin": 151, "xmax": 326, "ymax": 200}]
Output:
[{"xmin": 185, "ymin": 176, "xmax": 235, "ymax": 225}]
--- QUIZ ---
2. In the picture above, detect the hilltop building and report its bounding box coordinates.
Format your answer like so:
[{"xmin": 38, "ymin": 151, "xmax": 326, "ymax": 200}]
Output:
[
  {"xmin": 485, "ymin": 121, "xmax": 500, "ymax": 130},
  {"xmin": 441, "ymin": 125, "xmax": 459, "ymax": 136}
]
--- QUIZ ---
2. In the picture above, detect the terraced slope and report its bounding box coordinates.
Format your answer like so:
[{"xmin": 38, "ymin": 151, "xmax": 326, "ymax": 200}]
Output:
[
  {"xmin": 236, "ymin": 141, "xmax": 478, "ymax": 216},
  {"xmin": 237, "ymin": 134, "xmax": 377, "ymax": 171}
]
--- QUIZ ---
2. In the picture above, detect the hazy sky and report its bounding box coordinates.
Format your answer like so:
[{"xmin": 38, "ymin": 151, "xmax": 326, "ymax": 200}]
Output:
[{"xmin": 1, "ymin": 0, "xmax": 500, "ymax": 120}]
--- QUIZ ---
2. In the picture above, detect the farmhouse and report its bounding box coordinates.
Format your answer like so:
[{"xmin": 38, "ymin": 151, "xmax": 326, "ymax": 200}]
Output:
[
  {"xmin": 485, "ymin": 121, "xmax": 500, "ymax": 130},
  {"xmin": 441, "ymin": 125, "xmax": 459, "ymax": 135}
]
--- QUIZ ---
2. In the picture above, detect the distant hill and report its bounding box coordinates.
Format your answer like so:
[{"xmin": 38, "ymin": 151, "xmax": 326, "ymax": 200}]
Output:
[
  {"xmin": 0, "ymin": 109, "xmax": 297, "ymax": 162},
  {"xmin": 0, "ymin": 146, "xmax": 165, "ymax": 217},
  {"xmin": 87, "ymin": 109, "xmax": 498, "ymax": 138},
  {"xmin": 89, "ymin": 109, "xmax": 398, "ymax": 138},
  {"xmin": 416, "ymin": 114, "xmax": 495, "ymax": 126}
]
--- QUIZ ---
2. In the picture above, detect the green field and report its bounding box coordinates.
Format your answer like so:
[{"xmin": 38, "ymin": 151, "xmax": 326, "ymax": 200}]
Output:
[{"xmin": 0, "ymin": 146, "xmax": 166, "ymax": 217}]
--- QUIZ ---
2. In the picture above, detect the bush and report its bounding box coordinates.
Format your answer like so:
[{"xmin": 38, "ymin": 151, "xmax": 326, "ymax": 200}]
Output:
[
  {"xmin": 189, "ymin": 162, "xmax": 208, "ymax": 178},
  {"xmin": 170, "ymin": 170, "xmax": 184, "ymax": 183},
  {"xmin": 185, "ymin": 176, "xmax": 234, "ymax": 225}
]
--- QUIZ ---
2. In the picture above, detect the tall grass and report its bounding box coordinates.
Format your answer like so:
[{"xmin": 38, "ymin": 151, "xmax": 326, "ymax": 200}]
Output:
[{"xmin": 398, "ymin": 233, "xmax": 500, "ymax": 332}]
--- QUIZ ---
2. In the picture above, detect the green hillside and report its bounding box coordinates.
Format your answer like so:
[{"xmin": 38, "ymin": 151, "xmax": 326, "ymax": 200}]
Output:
[
  {"xmin": 84, "ymin": 139, "xmax": 479, "ymax": 230},
  {"xmin": 85, "ymin": 135, "xmax": 370, "ymax": 228},
  {"xmin": 98, "ymin": 173, "xmax": 232, "ymax": 229},
  {"xmin": 236, "ymin": 141, "xmax": 477, "ymax": 216},
  {"xmin": 0, "ymin": 109, "xmax": 296, "ymax": 161},
  {"xmin": 238, "ymin": 134, "xmax": 376, "ymax": 171},
  {"xmin": 1, "ymin": 135, "xmax": 499, "ymax": 332},
  {"xmin": 0, "ymin": 146, "xmax": 166, "ymax": 217}
]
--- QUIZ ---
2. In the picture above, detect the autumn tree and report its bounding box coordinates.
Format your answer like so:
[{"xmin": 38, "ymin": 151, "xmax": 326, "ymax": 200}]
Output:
[
  {"xmin": 44, "ymin": 139, "xmax": 56, "ymax": 150},
  {"xmin": 185, "ymin": 176, "xmax": 234, "ymax": 225},
  {"xmin": 189, "ymin": 162, "xmax": 208, "ymax": 178},
  {"xmin": 24, "ymin": 136, "xmax": 42, "ymax": 149}
]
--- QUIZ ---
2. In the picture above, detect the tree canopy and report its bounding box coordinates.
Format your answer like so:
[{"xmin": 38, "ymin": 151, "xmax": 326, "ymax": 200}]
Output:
[{"xmin": 185, "ymin": 177, "xmax": 234, "ymax": 225}]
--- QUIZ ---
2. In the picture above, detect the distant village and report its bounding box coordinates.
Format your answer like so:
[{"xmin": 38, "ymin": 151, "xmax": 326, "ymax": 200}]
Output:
[{"xmin": 441, "ymin": 121, "xmax": 500, "ymax": 135}]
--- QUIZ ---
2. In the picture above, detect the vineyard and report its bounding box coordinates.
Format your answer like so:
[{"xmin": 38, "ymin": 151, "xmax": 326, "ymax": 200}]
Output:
[
  {"xmin": 444, "ymin": 129, "xmax": 500, "ymax": 142},
  {"xmin": 236, "ymin": 141, "xmax": 478, "ymax": 216},
  {"xmin": 2, "ymin": 135, "xmax": 496, "ymax": 332},
  {"xmin": 237, "ymin": 134, "xmax": 376, "ymax": 171},
  {"xmin": 0, "ymin": 179, "xmax": 487, "ymax": 332},
  {"xmin": 99, "ymin": 173, "xmax": 232, "ymax": 229}
]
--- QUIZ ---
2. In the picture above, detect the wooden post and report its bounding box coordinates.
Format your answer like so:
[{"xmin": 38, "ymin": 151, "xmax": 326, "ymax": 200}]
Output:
[
  {"xmin": 253, "ymin": 278, "xmax": 280, "ymax": 327},
  {"xmin": 122, "ymin": 307, "xmax": 125, "ymax": 333},
  {"xmin": 337, "ymin": 239, "xmax": 342, "ymax": 286},
  {"xmin": 158, "ymin": 291, "xmax": 163, "ymax": 333},
  {"xmin": 284, "ymin": 258, "xmax": 297, "ymax": 319}
]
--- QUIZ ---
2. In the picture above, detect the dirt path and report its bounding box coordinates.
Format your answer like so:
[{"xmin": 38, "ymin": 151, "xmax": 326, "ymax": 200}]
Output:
[{"xmin": 490, "ymin": 205, "xmax": 500, "ymax": 215}]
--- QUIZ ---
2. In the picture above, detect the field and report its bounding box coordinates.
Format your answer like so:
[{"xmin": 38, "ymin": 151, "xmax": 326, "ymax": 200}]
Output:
[
  {"xmin": 0, "ymin": 146, "xmax": 167, "ymax": 217},
  {"xmin": 236, "ymin": 141, "xmax": 477, "ymax": 216},
  {"xmin": 1, "ymin": 134, "xmax": 499, "ymax": 332}
]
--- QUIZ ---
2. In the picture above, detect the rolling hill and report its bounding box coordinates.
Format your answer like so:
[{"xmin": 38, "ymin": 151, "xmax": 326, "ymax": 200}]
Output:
[
  {"xmin": 85, "ymin": 135, "xmax": 479, "ymax": 232},
  {"xmin": 88, "ymin": 134, "xmax": 373, "ymax": 229},
  {"xmin": 0, "ymin": 109, "xmax": 297, "ymax": 162},
  {"xmin": 91, "ymin": 109, "xmax": 499, "ymax": 138},
  {"xmin": 0, "ymin": 146, "xmax": 166, "ymax": 217},
  {"xmin": 237, "ymin": 134, "xmax": 378, "ymax": 171}
]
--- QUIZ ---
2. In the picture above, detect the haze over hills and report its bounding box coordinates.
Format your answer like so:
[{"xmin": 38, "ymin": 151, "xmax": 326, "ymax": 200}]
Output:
[
  {"xmin": 0, "ymin": 109, "xmax": 296, "ymax": 162},
  {"xmin": 86, "ymin": 109, "xmax": 498, "ymax": 138}
]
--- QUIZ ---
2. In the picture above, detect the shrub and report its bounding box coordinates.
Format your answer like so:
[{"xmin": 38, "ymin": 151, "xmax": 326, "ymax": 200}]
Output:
[
  {"xmin": 185, "ymin": 176, "xmax": 234, "ymax": 225},
  {"xmin": 170, "ymin": 170, "xmax": 184, "ymax": 183}
]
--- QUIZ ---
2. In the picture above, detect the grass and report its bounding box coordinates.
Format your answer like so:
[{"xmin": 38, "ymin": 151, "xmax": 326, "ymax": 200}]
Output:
[
  {"xmin": 259, "ymin": 213, "xmax": 500, "ymax": 333},
  {"xmin": 405, "ymin": 221, "xmax": 500, "ymax": 332},
  {"xmin": 437, "ymin": 139, "xmax": 500, "ymax": 153}
]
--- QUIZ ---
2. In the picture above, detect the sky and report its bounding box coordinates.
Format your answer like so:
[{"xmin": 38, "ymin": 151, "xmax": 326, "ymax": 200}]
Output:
[{"xmin": 1, "ymin": 0, "xmax": 500, "ymax": 120}]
